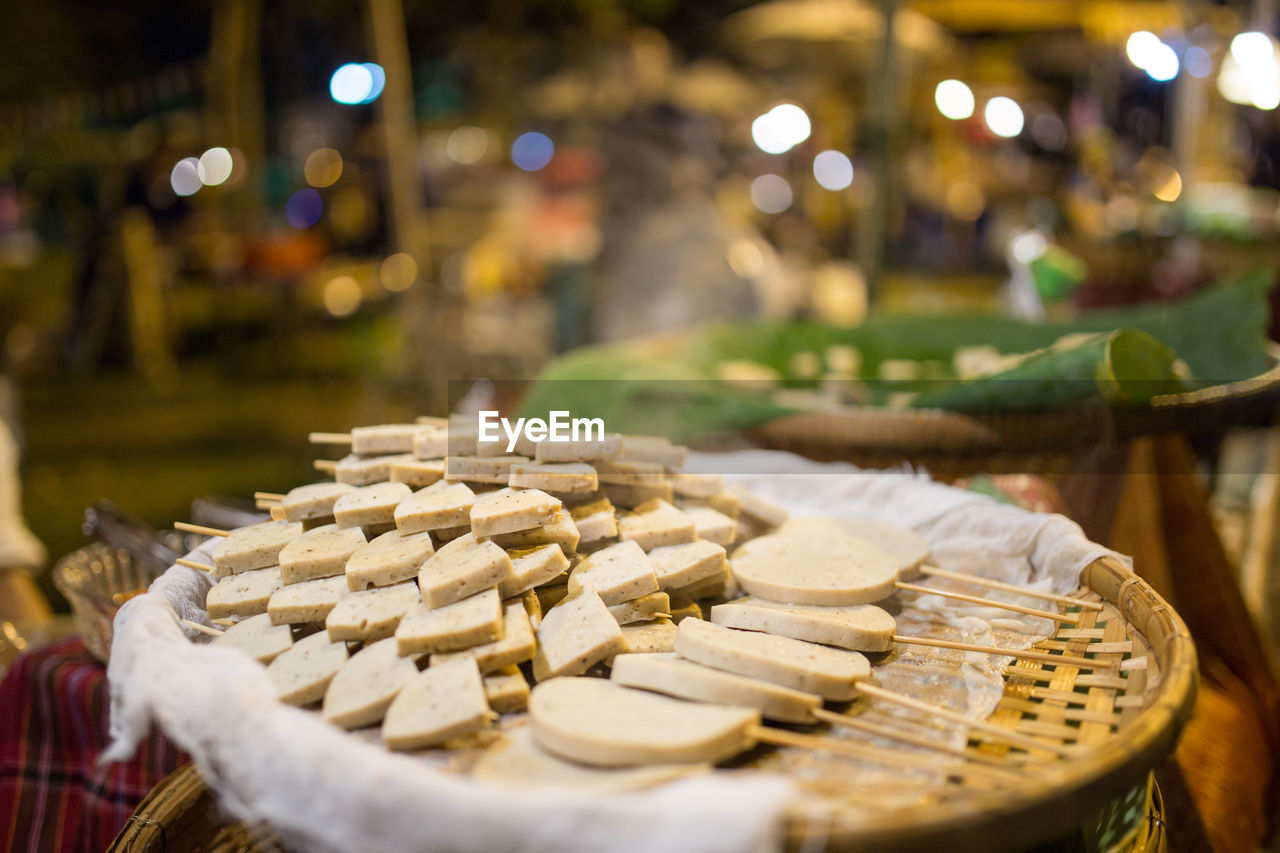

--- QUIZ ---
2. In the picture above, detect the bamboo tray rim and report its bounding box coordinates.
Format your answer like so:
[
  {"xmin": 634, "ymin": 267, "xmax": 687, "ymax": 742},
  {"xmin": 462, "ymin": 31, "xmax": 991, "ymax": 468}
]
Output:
[
  {"xmin": 114, "ymin": 556, "xmax": 1195, "ymax": 853},
  {"xmin": 790, "ymin": 555, "xmax": 1197, "ymax": 851}
]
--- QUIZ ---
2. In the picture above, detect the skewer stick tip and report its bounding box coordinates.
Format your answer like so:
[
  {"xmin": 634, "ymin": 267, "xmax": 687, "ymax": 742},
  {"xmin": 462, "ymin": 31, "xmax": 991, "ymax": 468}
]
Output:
[
  {"xmin": 174, "ymin": 521, "xmax": 231, "ymax": 538},
  {"xmin": 181, "ymin": 618, "xmax": 224, "ymax": 637},
  {"xmin": 309, "ymin": 432, "xmax": 353, "ymax": 445}
]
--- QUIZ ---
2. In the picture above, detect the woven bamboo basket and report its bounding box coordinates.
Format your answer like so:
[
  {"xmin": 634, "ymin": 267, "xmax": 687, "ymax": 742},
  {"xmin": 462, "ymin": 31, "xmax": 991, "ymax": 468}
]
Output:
[{"xmin": 110, "ymin": 555, "xmax": 1193, "ymax": 853}]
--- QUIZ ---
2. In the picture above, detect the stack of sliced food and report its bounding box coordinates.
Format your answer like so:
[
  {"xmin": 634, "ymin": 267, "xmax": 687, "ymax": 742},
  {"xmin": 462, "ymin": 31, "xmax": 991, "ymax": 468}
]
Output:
[{"xmin": 181, "ymin": 416, "xmax": 1086, "ymax": 781}]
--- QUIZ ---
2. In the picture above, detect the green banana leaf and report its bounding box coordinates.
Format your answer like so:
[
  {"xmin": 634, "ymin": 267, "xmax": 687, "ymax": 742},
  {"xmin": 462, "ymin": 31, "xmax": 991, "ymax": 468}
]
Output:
[
  {"xmin": 522, "ymin": 270, "xmax": 1273, "ymax": 428},
  {"xmin": 909, "ymin": 329, "xmax": 1181, "ymax": 410}
]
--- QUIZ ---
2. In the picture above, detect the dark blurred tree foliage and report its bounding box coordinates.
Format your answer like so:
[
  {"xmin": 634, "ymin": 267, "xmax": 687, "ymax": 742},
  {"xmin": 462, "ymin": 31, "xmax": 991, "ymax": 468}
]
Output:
[
  {"xmin": 0, "ymin": 0, "xmax": 761, "ymax": 107},
  {"xmin": 0, "ymin": 1, "xmax": 212, "ymax": 101}
]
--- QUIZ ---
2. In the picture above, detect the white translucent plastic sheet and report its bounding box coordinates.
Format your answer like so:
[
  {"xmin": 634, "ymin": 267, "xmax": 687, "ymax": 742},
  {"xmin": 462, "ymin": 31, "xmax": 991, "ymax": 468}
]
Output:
[{"xmin": 104, "ymin": 450, "xmax": 1118, "ymax": 851}]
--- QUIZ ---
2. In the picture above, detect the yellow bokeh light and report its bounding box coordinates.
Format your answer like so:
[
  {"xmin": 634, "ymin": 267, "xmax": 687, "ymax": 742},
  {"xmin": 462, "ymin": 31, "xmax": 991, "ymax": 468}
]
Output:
[
  {"xmin": 323, "ymin": 275, "xmax": 362, "ymax": 317},
  {"xmin": 380, "ymin": 253, "xmax": 418, "ymax": 292},
  {"xmin": 726, "ymin": 239, "xmax": 764, "ymax": 278},
  {"xmin": 1153, "ymin": 169, "xmax": 1182, "ymax": 202},
  {"xmin": 945, "ymin": 182, "xmax": 985, "ymax": 221},
  {"xmin": 304, "ymin": 148, "xmax": 344, "ymax": 188},
  {"xmin": 446, "ymin": 126, "xmax": 490, "ymax": 165}
]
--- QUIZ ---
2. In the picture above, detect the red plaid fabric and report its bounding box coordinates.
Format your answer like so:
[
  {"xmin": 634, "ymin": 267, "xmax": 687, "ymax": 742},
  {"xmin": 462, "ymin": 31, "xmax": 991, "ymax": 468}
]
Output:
[{"xmin": 0, "ymin": 636, "xmax": 186, "ymax": 852}]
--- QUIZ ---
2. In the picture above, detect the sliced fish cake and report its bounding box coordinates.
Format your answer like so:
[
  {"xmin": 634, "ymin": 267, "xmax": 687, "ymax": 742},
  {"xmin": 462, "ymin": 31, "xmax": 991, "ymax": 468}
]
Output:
[
  {"xmin": 395, "ymin": 589, "xmax": 504, "ymax": 656},
  {"xmin": 268, "ymin": 574, "xmax": 349, "ymax": 625},
  {"xmin": 395, "ymin": 480, "xmax": 475, "ymax": 534},
  {"xmin": 267, "ymin": 629, "xmax": 349, "ymax": 705},
  {"xmin": 325, "ymin": 581, "xmax": 419, "ymax": 642},
  {"xmin": 212, "ymin": 520, "xmax": 302, "ymax": 577},
  {"xmin": 675, "ymin": 618, "xmax": 869, "ymax": 700},
  {"xmin": 417, "ymin": 533, "xmax": 513, "ymax": 609},
  {"xmin": 432, "ymin": 602, "xmax": 535, "ymax": 674},
  {"xmin": 334, "ymin": 481, "xmax": 412, "ymax": 531},
  {"xmin": 498, "ymin": 543, "xmax": 569, "ymax": 599},
  {"xmin": 710, "ymin": 597, "xmax": 896, "ymax": 652},
  {"xmin": 382, "ymin": 657, "xmax": 489, "ymax": 751},
  {"xmin": 211, "ymin": 612, "xmax": 292, "ymax": 664},
  {"xmin": 278, "ymin": 524, "xmax": 367, "ymax": 584},
  {"xmin": 529, "ymin": 678, "xmax": 759, "ymax": 766},
  {"xmin": 323, "ymin": 637, "xmax": 418, "ymax": 729},
  {"xmin": 611, "ymin": 652, "xmax": 820, "ymax": 724},
  {"xmin": 729, "ymin": 533, "xmax": 898, "ymax": 606},
  {"xmin": 206, "ymin": 566, "xmax": 282, "ymax": 619},
  {"xmin": 346, "ymin": 528, "xmax": 435, "ymax": 591},
  {"xmin": 568, "ymin": 540, "xmax": 659, "ymax": 606},
  {"xmin": 483, "ymin": 665, "xmax": 530, "ymax": 714},
  {"xmin": 471, "ymin": 487, "xmax": 560, "ymax": 538},
  {"xmin": 473, "ymin": 727, "xmax": 705, "ymax": 791},
  {"xmin": 280, "ymin": 483, "xmax": 355, "ymax": 524},
  {"xmin": 533, "ymin": 587, "xmax": 625, "ymax": 681},
  {"xmin": 618, "ymin": 500, "xmax": 696, "ymax": 551}
]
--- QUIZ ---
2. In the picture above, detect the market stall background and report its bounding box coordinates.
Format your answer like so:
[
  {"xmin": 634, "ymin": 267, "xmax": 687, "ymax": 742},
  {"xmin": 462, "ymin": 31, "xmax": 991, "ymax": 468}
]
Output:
[{"xmin": 1, "ymin": 0, "xmax": 1279, "ymax": 850}]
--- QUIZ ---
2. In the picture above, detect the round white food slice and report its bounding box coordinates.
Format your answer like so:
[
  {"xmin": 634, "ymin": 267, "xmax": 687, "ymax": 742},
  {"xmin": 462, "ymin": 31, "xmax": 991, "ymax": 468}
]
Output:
[
  {"xmin": 473, "ymin": 727, "xmax": 707, "ymax": 792},
  {"xmin": 781, "ymin": 516, "xmax": 932, "ymax": 580},
  {"xmin": 675, "ymin": 618, "xmax": 869, "ymax": 701},
  {"xmin": 709, "ymin": 598, "xmax": 897, "ymax": 652},
  {"xmin": 323, "ymin": 637, "xmax": 419, "ymax": 729},
  {"xmin": 266, "ymin": 629, "xmax": 349, "ymax": 705},
  {"xmin": 211, "ymin": 612, "xmax": 293, "ymax": 664},
  {"xmin": 529, "ymin": 677, "xmax": 759, "ymax": 766},
  {"xmin": 611, "ymin": 652, "xmax": 820, "ymax": 724},
  {"xmin": 729, "ymin": 533, "xmax": 898, "ymax": 605}
]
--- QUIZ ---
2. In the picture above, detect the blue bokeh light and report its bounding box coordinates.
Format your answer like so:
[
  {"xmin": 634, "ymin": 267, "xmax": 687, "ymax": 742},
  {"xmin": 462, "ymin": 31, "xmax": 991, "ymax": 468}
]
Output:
[
  {"xmin": 330, "ymin": 64, "xmax": 373, "ymax": 105},
  {"xmin": 511, "ymin": 132, "xmax": 554, "ymax": 171},
  {"xmin": 286, "ymin": 188, "xmax": 324, "ymax": 228},
  {"xmin": 361, "ymin": 64, "xmax": 386, "ymax": 103},
  {"xmin": 1184, "ymin": 45, "xmax": 1212, "ymax": 78}
]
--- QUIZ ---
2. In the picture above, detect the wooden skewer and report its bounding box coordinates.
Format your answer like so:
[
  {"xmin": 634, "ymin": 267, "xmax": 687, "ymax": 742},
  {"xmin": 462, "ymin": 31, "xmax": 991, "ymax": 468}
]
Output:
[
  {"xmin": 309, "ymin": 432, "xmax": 353, "ymax": 445},
  {"xmin": 176, "ymin": 557, "xmax": 216, "ymax": 573},
  {"xmin": 254, "ymin": 492, "xmax": 286, "ymax": 502},
  {"xmin": 314, "ymin": 459, "xmax": 338, "ymax": 474},
  {"xmin": 181, "ymin": 618, "xmax": 224, "ymax": 637},
  {"xmin": 651, "ymin": 613, "xmax": 673, "ymax": 620},
  {"xmin": 852, "ymin": 681, "xmax": 1073, "ymax": 757},
  {"xmin": 174, "ymin": 521, "xmax": 230, "ymax": 538},
  {"xmin": 746, "ymin": 725, "xmax": 1016, "ymax": 786},
  {"xmin": 811, "ymin": 709, "xmax": 1028, "ymax": 777},
  {"xmin": 918, "ymin": 565, "xmax": 1103, "ymax": 611},
  {"xmin": 894, "ymin": 581, "xmax": 1078, "ymax": 624},
  {"xmin": 893, "ymin": 635, "xmax": 1109, "ymax": 670},
  {"xmin": 211, "ymin": 618, "xmax": 235, "ymax": 626}
]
